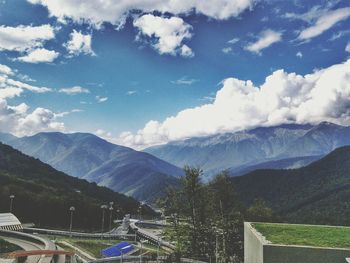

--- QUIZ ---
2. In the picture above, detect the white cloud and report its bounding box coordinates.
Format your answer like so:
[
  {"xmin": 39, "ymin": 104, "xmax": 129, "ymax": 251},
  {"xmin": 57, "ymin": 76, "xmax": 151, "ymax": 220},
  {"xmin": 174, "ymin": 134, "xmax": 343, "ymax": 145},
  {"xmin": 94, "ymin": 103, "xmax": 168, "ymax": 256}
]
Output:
[
  {"xmin": 0, "ymin": 64, "xmax": 61, "ymax": 136},
  {"xmin": 0, "ymin": 87, "xmax": 23, "ymax": 99},
  {"xmin": 0, "ymin": 24, "xmax": 55, "ymax": 52},
  {"xmin": 171, "ymin": 76, "xmax": 199, "ymax": 85},
  {"xmin": 126, "ymin": 90, "xmax": 137, "ymax": 95},
  {"xmin": 28, "ymin": 0, "xmax": 256, "ymax": 27},
  {"xmin": 298, "ymin": 7, "xmax": 350, "ymax": 41},
  {"xmin": 329, "ymin": 29, "xmax": 350, "ymax": 41},
  {"xmin": 0, "ymin": 70, "xmax": 51, "ymax": 99},
  {"xmin": 17, "ymin": 74, "xmax": 36, "ymax": 82},
  {"xmin": 245, "ymin": 29, "xmax": 282, "ymax": 54},
  {"xmin": 180, "ymin": 44, "xmax": 194, "ymax": 58},
  {"xmin": 0, "ymin": 99, "xmax": 66, "ymax": 137},
  {"xmin": 284, "ymin": 5, "xmax": 331, "ymax": 23},
  {"xmin": 118, "ymin": 58, "xmax": 350, "ymax": 149},
  {"xmin": 6, "ymin": 78, "xmax": 51, "ymax": 93},
  {"xmin": 96, "ymin": 95, "xmax": 108, "ymax": 103},
  {"xmin": 0, "ymin": 64, "xmax": 13, "ymax": 75},
  {"xmin": 16, "ymin": 48, "xmax": 59, "ymax": 63},
  {"xmin": 222, "ymin": 47, "xmax": 232, "ymax": 54},
  {"xmin": 64, "ymin": 30, "xmax": 95, "ymax": 56},
  {"xmin": 346, "ymin": 42, "xmax": 350, "ymax": 53},
  {"xmin": 95, "ymin": 129, "xmax": 112, "ymax": 138},
  {"xmin": 54, "ymin": 108, "xmax": 83, "ymax": 118},
  {"xmin": 134, "ymin": 14, "xmax": 193, "ymax": 57},
  {"xmin": 296, "ymin": 51, "xmax": 303, "ymax": 58},
  {"xmin": 227, "ymin": 37, "xmax": 239, "ymax": 44},
  {"xmin": 59, "ymin": 86, "xmax": 90, "ymax": 95}
]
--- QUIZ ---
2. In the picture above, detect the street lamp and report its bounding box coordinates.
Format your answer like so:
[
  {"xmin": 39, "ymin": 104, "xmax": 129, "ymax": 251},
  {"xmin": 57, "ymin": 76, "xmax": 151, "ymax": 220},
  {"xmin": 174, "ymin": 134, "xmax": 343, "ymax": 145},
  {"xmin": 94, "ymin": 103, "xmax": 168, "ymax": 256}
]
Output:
[
  {"xmin": 69, "ymin": 206, "xmax": 75, "ymax": 237},
  {"xmin": 138, "ymin": 205, "xmax": 142, "ymax": 221},
  {"xmin": 9, "ymin": 195, "xmax": 15, "ymax": 213},
  {"xmin": 101, "ymin": 205, "xmax": 108, "ymax": 238},
  {"xmin": 157, "ymin": 236, "xmax": 161, "ymax": 263},
  {"xmin": 109, "ymin": 206, "xmax": 114, "ymax": 232}
]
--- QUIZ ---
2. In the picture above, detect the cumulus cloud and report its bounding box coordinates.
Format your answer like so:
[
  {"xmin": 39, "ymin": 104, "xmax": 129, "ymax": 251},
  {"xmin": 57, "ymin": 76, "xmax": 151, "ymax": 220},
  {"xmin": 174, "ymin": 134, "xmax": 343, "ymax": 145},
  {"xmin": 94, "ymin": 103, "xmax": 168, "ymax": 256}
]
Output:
[
  {"xmin": 245, "ymin": 29, "xmax": 282, "ymax": 54},
  {"xmin": 298, "ymin": 7, "xmax": 350, "ymax": 41},
  {"xmin": 59, "ymin": 86, "xmax": 90, "ymax": 95},
  {"xmin": 118, "ymin": 58, "xmax": 350, "ymax": 149},
  {"xmin": 0, "ymin": 64, "xmax": 14, "ymax": 75},
  {"xmin": 0, "ymin": 63, "xmax": 65, "ymax": 136},
  {"xmin": 16, "ymin": 48, "xmax": 59, "ymax": 63},
  {"xmin": 28, "ymin": 0, "xmax": 256, "ymax": 27},
  {"xmin": 134, "ymin": 14, "xmax": 193, "ymax": 57},
  {"xmin": 0, "ymin": 24, "xmax": 55, "ymax": 52},
  {"xmin": 64, "ymin": 30, "xmax": 95, "ymax": 56},
  {"xmin": 0, "ymin": 98, "xmax": 67, "ymax": 136}
]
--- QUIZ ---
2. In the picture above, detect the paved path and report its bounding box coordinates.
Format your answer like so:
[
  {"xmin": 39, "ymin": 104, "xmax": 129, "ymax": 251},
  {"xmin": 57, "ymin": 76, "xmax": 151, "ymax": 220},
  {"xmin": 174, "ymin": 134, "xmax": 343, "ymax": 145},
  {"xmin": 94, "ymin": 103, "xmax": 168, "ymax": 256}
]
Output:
[{"xmin": 2, "ymin": 236, "xmax": 43, "ymax": 263}]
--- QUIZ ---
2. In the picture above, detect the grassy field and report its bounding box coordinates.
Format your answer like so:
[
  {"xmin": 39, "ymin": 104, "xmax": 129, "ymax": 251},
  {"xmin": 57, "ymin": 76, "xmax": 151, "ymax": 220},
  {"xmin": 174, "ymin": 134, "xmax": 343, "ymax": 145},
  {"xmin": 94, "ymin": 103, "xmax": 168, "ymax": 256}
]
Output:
[
  {"xmin": 0, "ymin": 238, "xmax": 22, "ymax": 254},
  {"xmin": 253, "ymin": 223, "xmax": 350, "ymax": 248}
]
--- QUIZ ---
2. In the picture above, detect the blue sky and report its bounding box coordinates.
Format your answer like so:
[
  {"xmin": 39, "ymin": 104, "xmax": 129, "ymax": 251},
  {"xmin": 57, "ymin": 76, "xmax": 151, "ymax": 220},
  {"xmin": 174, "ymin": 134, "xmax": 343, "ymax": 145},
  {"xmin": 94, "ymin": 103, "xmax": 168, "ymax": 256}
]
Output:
[{"xmin": 0, "ymin": 0, "xmax": 350, "ymax": 148}]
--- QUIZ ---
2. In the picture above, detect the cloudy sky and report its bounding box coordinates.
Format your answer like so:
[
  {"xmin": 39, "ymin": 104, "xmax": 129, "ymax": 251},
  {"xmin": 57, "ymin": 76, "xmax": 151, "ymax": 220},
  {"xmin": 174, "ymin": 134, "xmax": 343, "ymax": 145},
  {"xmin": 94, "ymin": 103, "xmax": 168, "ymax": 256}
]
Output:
[{"xmin": 0, "ymin": 0, "xmax": 350, "ymax": 149}]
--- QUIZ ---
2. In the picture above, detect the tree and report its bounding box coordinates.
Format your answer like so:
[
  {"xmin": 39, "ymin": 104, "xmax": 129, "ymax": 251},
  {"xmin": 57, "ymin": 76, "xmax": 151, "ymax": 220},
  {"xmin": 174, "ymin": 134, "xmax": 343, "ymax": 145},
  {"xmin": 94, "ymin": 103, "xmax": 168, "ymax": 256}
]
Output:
[
  {"xmin": 246, "ymin": 199, "xmax": 275, "ymax": 222},
  {"xmin": 163, "ymin": 168, "xmax": 245, "ymax": 262}
]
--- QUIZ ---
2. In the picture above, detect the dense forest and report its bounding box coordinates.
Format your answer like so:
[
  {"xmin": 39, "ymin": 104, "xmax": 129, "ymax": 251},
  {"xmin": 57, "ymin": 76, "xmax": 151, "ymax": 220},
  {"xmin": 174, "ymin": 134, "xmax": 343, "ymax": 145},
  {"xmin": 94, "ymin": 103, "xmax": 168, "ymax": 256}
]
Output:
[
  {"xmin": 232, "ymin": 146, "xmax": 350, "ymax": 226},
  {"xmin": 0, "ymin": 143, "xmax": 155, "ymax": 230}
]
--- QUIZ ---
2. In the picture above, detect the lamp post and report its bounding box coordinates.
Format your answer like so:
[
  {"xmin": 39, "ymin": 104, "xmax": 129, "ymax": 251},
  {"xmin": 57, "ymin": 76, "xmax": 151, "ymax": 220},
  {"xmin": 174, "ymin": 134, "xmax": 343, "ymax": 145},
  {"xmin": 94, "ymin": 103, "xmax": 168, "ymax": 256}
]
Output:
[
  {"xmin": 9, "ymin": 195, "xmax": 15, "ymax": 213},
  {"xmin": 138, "ymin": 205, "xmax": 142, "ymax": 221},
  {"xmin": 157, "ymin": 236, "xmax": 160, "ymax": 263},
  {"xmin": 69, "ymin": 206, "xmax": 75, "ymax": 237},
  {"xmin": 101, "ymin": 205, "xmax": 108, "ymax": 238},
  {"xmin": 109, "ymin": 206, "xmax": 114, "ymax": 232}
]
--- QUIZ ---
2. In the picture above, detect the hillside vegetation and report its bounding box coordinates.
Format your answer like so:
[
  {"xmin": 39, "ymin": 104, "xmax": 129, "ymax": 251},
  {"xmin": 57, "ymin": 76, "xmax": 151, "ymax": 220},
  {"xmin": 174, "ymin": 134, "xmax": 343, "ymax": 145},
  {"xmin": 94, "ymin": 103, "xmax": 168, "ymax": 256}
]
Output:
[
  {"xmin": 233, "ymin": 146, "xmax": 350, "ymax": 225},
  {"xmin": 0, "ymin": 143, "xmax": 155, "ymax": 230}
]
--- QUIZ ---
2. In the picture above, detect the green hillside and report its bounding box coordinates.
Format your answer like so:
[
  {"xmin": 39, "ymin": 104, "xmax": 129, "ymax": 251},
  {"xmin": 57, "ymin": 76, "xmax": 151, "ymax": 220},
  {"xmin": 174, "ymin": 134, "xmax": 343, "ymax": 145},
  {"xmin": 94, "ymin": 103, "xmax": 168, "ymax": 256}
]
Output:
[
  {"xmin": 233, "ymin": 146, "xmax": 350, "ymax": 225},
  {"xmin": 0, "ymin": 143, "xmax": 155, "ymax": 230}
]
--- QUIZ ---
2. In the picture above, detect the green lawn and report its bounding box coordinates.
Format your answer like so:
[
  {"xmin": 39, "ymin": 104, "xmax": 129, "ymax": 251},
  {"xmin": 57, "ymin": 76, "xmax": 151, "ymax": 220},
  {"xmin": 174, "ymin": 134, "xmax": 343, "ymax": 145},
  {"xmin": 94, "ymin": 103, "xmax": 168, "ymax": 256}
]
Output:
[{"xmin": 253, "ymin": 223, "xmax": 350, "ymax": 248}]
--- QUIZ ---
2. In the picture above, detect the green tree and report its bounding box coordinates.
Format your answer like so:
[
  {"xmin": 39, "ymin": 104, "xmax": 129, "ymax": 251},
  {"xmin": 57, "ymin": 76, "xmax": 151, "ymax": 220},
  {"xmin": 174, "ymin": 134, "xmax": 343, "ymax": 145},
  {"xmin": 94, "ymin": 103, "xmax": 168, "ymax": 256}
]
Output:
[{"xmin": 246, "ymin": 199, "xmax": 275, "ymax": 222}]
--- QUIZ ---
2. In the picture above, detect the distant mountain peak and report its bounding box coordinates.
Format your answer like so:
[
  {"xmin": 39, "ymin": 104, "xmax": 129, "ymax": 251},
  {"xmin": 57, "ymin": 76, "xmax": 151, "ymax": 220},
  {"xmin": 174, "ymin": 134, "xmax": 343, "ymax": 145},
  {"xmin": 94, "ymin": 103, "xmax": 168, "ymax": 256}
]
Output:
[{"xmin": 4, "ymin": 131, "xmax": 183, "ymax": 201}]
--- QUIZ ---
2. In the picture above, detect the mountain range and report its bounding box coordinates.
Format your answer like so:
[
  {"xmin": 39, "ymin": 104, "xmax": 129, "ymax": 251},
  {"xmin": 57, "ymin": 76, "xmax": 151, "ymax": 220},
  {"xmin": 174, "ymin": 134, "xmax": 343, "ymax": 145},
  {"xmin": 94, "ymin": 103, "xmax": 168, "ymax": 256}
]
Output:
[
  {"xmin": 145, "ymin": 122, "xmax": 350, "ymax": 180},
  {"xmin": 232, "ymin": 145, "xmax": 350, "ymax": 226},
  {"xmin": 0, "ymin": 142, "xmax": 155, "ymax": 229},
  {"xmin": 0, "ymin": 132, "xmax": 183, "ymax": 201}
]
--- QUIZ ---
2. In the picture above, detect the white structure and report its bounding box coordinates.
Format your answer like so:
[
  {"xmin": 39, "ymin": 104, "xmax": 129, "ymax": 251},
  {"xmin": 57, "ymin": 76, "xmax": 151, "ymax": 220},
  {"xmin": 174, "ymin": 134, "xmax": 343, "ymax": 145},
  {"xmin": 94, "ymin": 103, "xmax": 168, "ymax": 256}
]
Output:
[{"xmin": 0, "ymin": 213, "xmax": 23, "ymax": 231}]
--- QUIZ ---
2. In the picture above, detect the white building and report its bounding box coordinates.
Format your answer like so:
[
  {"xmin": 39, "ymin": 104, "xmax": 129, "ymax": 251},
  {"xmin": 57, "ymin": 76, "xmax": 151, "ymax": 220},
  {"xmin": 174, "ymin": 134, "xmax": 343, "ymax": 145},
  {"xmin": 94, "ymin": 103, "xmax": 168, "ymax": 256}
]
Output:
[{"xmin": 0, "ymin": 213, "xmax": 23, "ymax": 231}]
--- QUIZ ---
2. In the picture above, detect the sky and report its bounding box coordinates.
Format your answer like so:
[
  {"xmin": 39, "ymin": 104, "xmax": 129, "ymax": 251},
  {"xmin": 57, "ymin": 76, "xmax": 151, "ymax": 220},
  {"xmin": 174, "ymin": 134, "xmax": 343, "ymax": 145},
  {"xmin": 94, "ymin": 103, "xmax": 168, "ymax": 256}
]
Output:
[{"xmin": 0, "ymin": 0, "xmax": 350, "ymax": 149}]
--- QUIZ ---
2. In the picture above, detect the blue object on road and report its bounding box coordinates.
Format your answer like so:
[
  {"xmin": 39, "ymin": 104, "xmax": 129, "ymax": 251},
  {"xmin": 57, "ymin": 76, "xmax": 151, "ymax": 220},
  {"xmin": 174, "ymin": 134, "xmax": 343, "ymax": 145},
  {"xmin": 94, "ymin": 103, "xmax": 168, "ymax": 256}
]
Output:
[{"xmin": 101, "ymin": 241, "xmax": 135, "ymax": 257}]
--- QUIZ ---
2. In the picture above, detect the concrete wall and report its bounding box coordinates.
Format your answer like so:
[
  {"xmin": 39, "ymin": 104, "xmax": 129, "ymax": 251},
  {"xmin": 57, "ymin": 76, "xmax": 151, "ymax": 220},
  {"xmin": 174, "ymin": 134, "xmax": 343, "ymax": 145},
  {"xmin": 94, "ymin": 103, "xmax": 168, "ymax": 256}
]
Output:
[
  {"xmin": 244, "ymin": 222, "xmax": 350, "ymax": 263},
  {"xmin": 264, "ymin": 244, "xmax": 350, "ymax": 263},
  {"xmin": 244, "ymin": 222, "xmax": 264, "ymax": 263}
]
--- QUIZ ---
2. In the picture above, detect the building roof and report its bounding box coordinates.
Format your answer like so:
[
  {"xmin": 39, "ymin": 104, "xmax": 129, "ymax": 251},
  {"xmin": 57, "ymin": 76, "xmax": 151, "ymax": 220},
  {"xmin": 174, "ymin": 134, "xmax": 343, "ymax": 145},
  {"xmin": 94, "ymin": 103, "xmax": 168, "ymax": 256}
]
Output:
[{"xmin": 0, "ymin": 213, "xmax": 21, "ymax": 227}]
